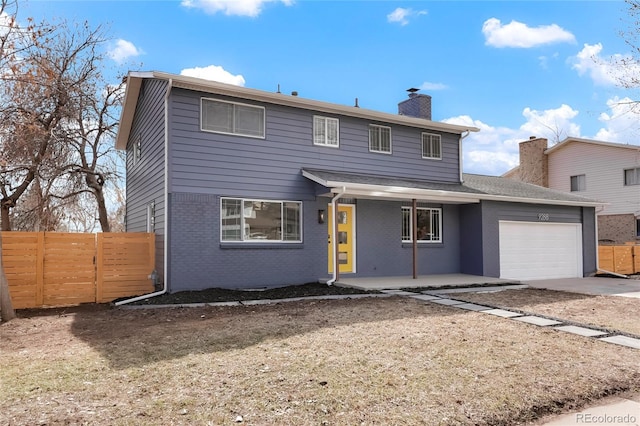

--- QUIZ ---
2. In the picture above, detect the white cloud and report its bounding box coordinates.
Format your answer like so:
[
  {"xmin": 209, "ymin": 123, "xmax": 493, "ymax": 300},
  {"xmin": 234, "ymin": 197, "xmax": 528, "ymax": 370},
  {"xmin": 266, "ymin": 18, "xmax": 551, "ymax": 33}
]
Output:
[
  {"xmin": 180, "ymin": 65, "xmax": 246, "ymax": 86},
  {"xmin": 419, "ymin": 81, "xmax": 447, "ymax": 91},
  {"xmin": 107, "ymin": 39, "xmax": 143, "ymax": 64},
  {"xmin": 570, "ymin": 43, "xmax": 640, "ymax": 87},
  {"xmin": 594, "ymin": 96, "xmax": 640, "ymax": 143},
  {"xmin": 445, "ymin": 104, "xmax": 582, "ymax": 175},
  {"xmin": 387, "ymin": 7, "xmax": 427, "ymax": 26},
  {"xmin": 181, "ymin": 0, "xmax": 293, "ymax": 17},
  {"xmin": 482, "ymin": 18, "xmax": 575, "ymax": 48}
]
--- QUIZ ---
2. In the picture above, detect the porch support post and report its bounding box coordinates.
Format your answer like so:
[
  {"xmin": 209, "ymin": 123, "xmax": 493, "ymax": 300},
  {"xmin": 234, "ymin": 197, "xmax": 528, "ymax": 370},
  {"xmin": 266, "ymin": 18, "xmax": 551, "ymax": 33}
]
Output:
[
  {"xmin": 412, "ymin": 198, "xmax": 418, "ymax": 279},
  {"xmin": 334, "ymin": 198, "xmax": 340, "ymax": 282}
]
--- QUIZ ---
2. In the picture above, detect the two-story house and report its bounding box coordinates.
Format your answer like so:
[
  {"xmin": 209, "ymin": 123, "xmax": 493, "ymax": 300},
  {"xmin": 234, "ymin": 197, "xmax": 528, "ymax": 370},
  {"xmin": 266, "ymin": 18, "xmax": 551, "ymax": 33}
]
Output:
[
  {"xmin": 504, "ymin": 137, "xmax": 640, "ymax": 244},
  {"xmin": 115, "ymin": 71, "xmax": 602, "ymax": 294}
]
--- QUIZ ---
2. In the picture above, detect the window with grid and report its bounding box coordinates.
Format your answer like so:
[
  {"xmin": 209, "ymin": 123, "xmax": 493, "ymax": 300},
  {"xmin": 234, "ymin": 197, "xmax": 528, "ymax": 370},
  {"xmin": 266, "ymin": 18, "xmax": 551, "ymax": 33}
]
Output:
[
  {"xmin": 624, "ymin": 167, "xmax": 640, "ymax": 186},
  {"xmin": 201, "ymin": 98, "xmax": 265, "ymax": 138},
  {"xmin": 221, "ymin": 198, "xmax": 302, "ymax": 242},
  {"xmin": 401, "ymin": 207, "xmax": 442, "ymax": 243},
  {"xmin": 570, "ymin": 174, "xmax": 586, "ymax": 192},
  {"xmin": 422, "ymin": 133, "xmax": 442, "ymax": 159},
  {"xmin": 369, "ymin": 125, "xmax": 391, "ymax": 153},
  {"xmin": 313, "ymin": 116, "xmax": 339, "ymax": 147}
]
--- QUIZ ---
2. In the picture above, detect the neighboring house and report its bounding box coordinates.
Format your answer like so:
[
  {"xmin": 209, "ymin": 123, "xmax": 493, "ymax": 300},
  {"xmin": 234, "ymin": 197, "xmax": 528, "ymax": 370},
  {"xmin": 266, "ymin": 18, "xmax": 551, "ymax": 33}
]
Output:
[
  {"xmin": 115, "ymin": 71, "xmax": 602, "ymax": 292},
  {"xmin": 504, "ymin": 137, "xmax": 640, "ymax": 244}
]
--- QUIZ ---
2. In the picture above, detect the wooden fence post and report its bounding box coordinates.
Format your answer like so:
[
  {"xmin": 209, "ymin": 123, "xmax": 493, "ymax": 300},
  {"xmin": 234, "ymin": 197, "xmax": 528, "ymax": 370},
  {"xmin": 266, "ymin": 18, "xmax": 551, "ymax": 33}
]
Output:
[
  {"xmin": 96, "ymin": 233, "xmax": 104, "ymax": 303},
  {"xmin": 36, "ymin": 232, "xmax": 44, "ymax": 307}
]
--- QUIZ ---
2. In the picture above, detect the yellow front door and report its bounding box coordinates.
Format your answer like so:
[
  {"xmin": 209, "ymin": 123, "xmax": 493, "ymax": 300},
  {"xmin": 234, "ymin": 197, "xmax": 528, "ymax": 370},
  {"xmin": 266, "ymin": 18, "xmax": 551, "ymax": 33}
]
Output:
[{"xmin": 328, "ymin": 204, "xmax": 355, "ymax": 273}]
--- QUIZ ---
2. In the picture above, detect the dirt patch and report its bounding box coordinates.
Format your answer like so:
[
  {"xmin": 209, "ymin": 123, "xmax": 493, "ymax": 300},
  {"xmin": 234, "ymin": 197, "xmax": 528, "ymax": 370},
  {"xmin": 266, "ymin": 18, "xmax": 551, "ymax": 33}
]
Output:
[
  {"xmin": 2, "ymin": 297, "xmax": 639, "ymax": 425},
  {"xmin": 118, "ymin": 282, "xmax": 378, "ymax": 305},
  {"xmin": 453, "ymin": 288, "xmax": 640, "ymax": 336}
]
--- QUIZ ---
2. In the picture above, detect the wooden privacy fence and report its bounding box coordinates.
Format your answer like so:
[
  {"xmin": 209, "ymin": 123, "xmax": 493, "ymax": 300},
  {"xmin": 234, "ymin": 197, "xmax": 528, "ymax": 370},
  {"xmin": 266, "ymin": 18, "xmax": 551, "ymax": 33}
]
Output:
[
  {"xmin": 2, "ymin": 232, "xmax": 155, "ymax": 309},
  {"xmin": 598, "ymin": 244, "xmax": 640, "ymax": 275}
]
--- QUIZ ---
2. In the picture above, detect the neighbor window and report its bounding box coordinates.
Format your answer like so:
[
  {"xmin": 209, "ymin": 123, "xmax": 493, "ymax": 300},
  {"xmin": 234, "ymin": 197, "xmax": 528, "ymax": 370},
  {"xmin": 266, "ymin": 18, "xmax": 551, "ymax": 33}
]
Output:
[
  {"xmin": 221, "ymin": 198, "xmax": 302, "ymax": 242},
  {"xmin": 369, "ymin": 125, "xmax": 392, "ymax": 153},
  {"xmin": 624, "ymin": 167, "xmax": 640, "ymax": 186},
  {"xmin": 201, "ymin": 98, "xmax": 265, "ymax": 138},
  {"xmin": 401, "ymin": 207, "xmax": 442, "ymax": 243},
  {"xmin": 422, "ymin": 133, "xmax": 442, "ymax": 159},
  {"xmin": 570, "ymin": 174, "xmax": 586, "ymax": 192},
  {"xmin": 636, "ymin": 218, "xmax": 640, "ymax": 238},
  {"xmin": 313, "ymin": 116, "xmax": 339, "ymax": 147}
]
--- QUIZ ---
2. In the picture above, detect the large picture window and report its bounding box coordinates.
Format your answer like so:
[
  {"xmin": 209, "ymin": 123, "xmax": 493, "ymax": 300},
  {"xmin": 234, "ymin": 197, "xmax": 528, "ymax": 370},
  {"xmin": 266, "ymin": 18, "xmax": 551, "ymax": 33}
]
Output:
[
  {"xmin": 313, "ymin": 116, "xmax": 339, "ymax": 147},
  {"xmin": 201, "ymin": 98, "xmax": 265, "ymax": 138},
  {"xmin": 369, "ymin": 125, "xmax": 392, "ymax": 153},
  {"xmin": 402, "ymin": 207, "xmax": 442, "ymax": 243},
  {"xmin": 422, "ymin": 133, "xmax": 442, "ymax": 159},
  {"xmin": 221, "ymin": 198, "xmax": 302, "ymax": 242}
]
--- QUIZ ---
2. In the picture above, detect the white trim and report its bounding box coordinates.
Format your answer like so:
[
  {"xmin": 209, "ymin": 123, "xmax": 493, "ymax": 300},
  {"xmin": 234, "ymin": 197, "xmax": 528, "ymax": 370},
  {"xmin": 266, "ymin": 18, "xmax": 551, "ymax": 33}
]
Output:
[
  {"xmin": 401, "ymin": 206, "xmax": 442, "ymax": 243},
  {"xmin": 368, "ymin": 124, "xmax": 392, "ymax": 154},
  {"xmin": 200, "ymin": 97, "xmax": 266, "ymax": 139},
  {"xmin": 220, "ymin": 197, "xmax": 303, "ymax": 243},
  {"xmin": 546, "ymin": 137, "xmax": 640, "ymax": 155},
  {"xmin": 313, "ymin": 115, "xmax": 340, "ymax": 147},
  {"xmin": 421, "ymin": 132, "xmax": 442, "ymax": 160}
]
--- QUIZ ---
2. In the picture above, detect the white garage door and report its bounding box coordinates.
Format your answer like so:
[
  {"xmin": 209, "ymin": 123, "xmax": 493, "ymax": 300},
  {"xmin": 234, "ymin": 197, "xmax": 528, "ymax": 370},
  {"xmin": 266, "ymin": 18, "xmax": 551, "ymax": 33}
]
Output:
[{"xmin": 499, "ymin": 221, "xmax": 583, "ymax": 280}]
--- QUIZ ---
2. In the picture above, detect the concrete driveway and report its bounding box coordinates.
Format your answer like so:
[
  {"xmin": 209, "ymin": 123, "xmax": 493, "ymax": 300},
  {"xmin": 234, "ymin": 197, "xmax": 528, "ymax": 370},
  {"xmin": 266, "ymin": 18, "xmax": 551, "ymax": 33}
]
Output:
[{"xmin": 523, "ymin": 277, "xmax": 640, "ymax": 298}]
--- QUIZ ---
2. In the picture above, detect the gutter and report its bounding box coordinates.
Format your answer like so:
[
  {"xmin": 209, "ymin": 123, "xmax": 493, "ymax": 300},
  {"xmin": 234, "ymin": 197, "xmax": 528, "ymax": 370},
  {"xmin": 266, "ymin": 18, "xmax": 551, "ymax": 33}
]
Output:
[
  {"xmin": 116, "ymin": 78, "xmax": 174, "ymax": 306},
  {"xmin": 459, "ymin": 130, "xmax": 471, "ymax": 183},
  {"xmin": 326, "ymin": 187, "xmax": 346, "ymax": 286}
]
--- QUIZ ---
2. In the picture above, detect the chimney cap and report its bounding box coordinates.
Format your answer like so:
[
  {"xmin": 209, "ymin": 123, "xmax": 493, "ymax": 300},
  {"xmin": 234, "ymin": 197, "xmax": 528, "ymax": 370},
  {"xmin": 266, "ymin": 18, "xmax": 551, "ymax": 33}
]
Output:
[
  {"xmin": 529, "ymin": 136, "xmax": 537, "ymax": 140},
  {"xmin": 407, "ymin": 88, "xmax": 420, "ymax": 94}
]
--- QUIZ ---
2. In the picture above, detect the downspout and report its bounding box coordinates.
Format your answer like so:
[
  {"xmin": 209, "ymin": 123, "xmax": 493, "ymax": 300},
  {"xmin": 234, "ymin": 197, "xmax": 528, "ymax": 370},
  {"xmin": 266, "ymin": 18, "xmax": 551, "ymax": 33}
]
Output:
[
  {"xmin": 326, "ymin": 187, "xmax": 346, "ymax": 286},
  {"xmin": 593, "ymin": 205, "xmax": 628, "ymax": 278},
  {"xmin": 116, "ymin": 78, "xmax": 174, "ymax": 306},
  {"xmin": 459, "ymin": 130, "xmax": 471, "ymax": 183}
]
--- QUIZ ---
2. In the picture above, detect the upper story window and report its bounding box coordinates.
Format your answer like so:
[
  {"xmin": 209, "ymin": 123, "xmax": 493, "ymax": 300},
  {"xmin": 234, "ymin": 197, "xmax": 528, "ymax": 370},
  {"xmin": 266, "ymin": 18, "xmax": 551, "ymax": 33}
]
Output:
[
  {"xmin": 570, "ymin": 174, "xmax": 586, "ymax": 192},
  {"xmin": 201, "ymin": 98, "xmax": 265, "ymax": 138},
  {"xmin": 369, "ymin": 125, "xmax": 392, "ymax": 154},
  {"xmin": 401, "ymin": 207, "xmax": 442, "ymax": 243},
  {"xmin": 624, "ymin": 167, "xmax": 640, "ymax": 186},
  {"xmin": 422, "ymin": 133, "xmax": 442, "ymax": 159},
  {"xmin": 313, "ymin": 116, "xmax": 339, "ymax": 147},
  {"xmin": 221, "ymin": 198, "xmax": 302, "ymax": 243}
]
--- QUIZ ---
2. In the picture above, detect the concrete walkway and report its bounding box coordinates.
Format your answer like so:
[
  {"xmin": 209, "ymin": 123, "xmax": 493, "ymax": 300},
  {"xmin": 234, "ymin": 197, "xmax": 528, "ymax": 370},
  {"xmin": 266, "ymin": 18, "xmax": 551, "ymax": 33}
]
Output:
[
  {"xmin": 523, "ymin": 277, "xmax": 640, "ymax": 298},
  {"xmin": 538, "ymin": 395, "xmax": 640, "ymax": 425}
]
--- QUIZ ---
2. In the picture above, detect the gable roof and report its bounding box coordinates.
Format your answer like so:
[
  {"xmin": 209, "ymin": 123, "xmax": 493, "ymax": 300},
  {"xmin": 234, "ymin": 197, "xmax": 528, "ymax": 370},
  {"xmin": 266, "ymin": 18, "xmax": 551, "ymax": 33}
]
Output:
[
  {"xmin": 302, "ymin": 168, "xmax": 605, "ymax": 207},
  {"xmin": 115, "ymin": 71, "xmax": 479, "ymax": 150},
  {"xmin": 545, "ymin": 137, "xmax": 640, "ymax": 155}
]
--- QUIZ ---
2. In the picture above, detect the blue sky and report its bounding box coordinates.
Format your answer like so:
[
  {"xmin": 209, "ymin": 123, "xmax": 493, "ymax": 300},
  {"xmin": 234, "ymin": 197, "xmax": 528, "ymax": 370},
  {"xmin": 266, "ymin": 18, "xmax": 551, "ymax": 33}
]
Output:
[{"xmin": 22, "ymin": 0, "xmax": 640, "ymax": 175}]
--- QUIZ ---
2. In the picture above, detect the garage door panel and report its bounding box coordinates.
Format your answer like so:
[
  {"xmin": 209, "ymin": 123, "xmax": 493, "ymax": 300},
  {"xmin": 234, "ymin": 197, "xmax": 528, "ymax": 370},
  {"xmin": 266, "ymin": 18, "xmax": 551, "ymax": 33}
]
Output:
[{"xmin": 499, "ymin": 221, "xmax": 582, "ymax": 280}]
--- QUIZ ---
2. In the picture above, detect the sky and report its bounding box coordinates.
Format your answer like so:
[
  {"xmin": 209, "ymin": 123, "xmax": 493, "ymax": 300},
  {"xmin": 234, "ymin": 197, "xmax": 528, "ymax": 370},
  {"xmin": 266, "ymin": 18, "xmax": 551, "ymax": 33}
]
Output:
[{"xmin": 20, "ymin": 0, "xmax": 640, "ymax": 176}]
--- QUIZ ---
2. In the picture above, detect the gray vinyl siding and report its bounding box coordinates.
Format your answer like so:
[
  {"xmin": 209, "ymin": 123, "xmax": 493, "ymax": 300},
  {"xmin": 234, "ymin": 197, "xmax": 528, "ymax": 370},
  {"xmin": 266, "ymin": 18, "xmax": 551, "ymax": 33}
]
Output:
[
  {"xmin": 168, "ymin": 88, "xmax": 461, "ymax": 199},
  {"xmin": 478, "ymin": 201, "xmax": 596, "ymax": 278},
  {"xmin": 125, "ymin": 79, "xmax": 167, "ymax": 282}
]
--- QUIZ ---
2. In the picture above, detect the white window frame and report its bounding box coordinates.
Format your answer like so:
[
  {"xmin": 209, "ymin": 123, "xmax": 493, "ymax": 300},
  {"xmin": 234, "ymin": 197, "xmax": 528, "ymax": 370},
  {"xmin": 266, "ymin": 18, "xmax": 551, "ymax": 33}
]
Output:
[
  {"xmin": 220, "ymin": 197, "xmax": 302, "ymax": 243},
  {"xmin": 313, "ymin": 116, "xmax": 340, "ymax": 147},
  {"xmin": 201, "ymin": 98, "xmax": 265, "ymax": 139},
  {"xmin": 421, "ymin": 133, "xmax": 442, "ymax": 160},
  {"xmin": 624, "ymin": 167, "xmax": 640, "ymax": 186},
  {"xmin": 369, "ymin": 124, "xmax": 392, "ymax": 154},
  {"xmin": 401, "ymin": 207, "xmax": 442, "ymax": 243},
  {"xmin": 570, "ymin": 174, "xmax": 586, "ymax": 192}
]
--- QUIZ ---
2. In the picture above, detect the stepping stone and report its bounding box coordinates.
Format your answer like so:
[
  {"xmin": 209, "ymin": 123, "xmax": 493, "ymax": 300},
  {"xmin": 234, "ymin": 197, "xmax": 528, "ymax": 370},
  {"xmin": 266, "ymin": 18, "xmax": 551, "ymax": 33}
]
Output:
[
  {"xmin": 429, "ymin": 298, "xmax": 465, "ymax": 306},
  {"xmin": 455, "ymin": 303, "xmax": 491, "ymax": 311},
  {"xmin": 599, "ymin": 335, "xmax": 640, "ymax": 350},
  {"xmin": 513, "ymin": 316, "xmax": 562, "ymax": 326},
  {"xmin": 554, "ymin": 325, "xmax": 607, "ymax": 337},
  {"xmin": 380, "ymin": 290, "xmax": 417, "ymax": 296},
  {"xmin": 482, "ymin": 308, "xmax": 522, "ymax": 318},
  {"xmin": 409, "ymin": 294, "xmax": 441, "ymax": 301}
]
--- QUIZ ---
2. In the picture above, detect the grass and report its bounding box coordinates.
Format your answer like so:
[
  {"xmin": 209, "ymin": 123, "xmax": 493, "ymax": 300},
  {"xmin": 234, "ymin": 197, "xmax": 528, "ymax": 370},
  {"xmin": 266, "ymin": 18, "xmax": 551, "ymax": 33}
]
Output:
[{"xmin": 2, "ymin": 295, "xmax": 639, "ymax": 425}]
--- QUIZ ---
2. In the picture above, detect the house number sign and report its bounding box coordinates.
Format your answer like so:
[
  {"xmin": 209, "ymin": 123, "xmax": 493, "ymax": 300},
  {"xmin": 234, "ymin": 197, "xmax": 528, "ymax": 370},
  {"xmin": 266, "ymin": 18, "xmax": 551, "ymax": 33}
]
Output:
[{"xmin": 538, "ymin": 213, "xmax": 550, "ymax": 221}]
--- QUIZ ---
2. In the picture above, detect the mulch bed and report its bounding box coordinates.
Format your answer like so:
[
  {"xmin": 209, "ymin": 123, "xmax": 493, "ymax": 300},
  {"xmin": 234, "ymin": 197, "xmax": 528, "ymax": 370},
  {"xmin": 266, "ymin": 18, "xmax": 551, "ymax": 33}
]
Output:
[{"xmin": 123, "ymin": 282, "xmax": 379, "ymax": 305}]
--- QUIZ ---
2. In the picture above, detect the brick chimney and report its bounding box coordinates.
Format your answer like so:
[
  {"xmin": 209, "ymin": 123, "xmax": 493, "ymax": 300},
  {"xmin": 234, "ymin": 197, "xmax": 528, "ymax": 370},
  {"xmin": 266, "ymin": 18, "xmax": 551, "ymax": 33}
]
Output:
[
  {"xmin": 398, "ymin": 88, "xmax": 432, "ymax": 120},
  {"xmin": 517, "ymin": 136, "xmax": 549, "ymax": 187}
]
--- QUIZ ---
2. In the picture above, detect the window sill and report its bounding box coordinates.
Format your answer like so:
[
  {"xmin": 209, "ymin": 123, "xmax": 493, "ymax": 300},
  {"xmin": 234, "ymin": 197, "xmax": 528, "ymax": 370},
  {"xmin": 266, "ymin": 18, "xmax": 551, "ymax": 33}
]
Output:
[
  {"xmin": 220, "ymin": 242, "xmax": 304, "ymax": 249},
  {"xmin": 402, "ymin": 242, "xmax": 444, "ymax": 248}
]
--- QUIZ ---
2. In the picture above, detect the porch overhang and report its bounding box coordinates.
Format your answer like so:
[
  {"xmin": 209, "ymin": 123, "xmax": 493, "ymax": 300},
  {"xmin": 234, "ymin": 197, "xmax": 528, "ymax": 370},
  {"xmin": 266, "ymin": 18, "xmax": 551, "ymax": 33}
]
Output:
[{"xmin": 302, "ymin": 169, "xmax": 482, "ymax": 204}]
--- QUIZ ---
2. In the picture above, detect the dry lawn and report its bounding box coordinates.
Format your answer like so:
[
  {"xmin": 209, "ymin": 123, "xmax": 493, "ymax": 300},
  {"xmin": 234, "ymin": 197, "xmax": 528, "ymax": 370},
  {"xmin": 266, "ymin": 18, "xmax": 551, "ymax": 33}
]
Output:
[
  {"xmin": 454, "ymin": 288, "xmax": 640, "ymax": 336},
  {"xmin": 1, "ymin": 297, "xmax": 639, "ymax": 425}
]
